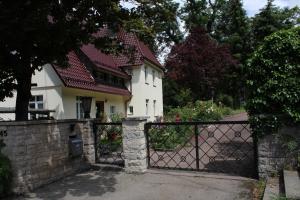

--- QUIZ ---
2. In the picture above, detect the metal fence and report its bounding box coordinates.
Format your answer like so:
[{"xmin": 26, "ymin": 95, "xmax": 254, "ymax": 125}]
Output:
[
  {"xmin": 93, "ymin": 122, "xmax": 124, "ymax": 166},
  {"xmin": 145, "ymin": 121, "xmax": 257, "ymax": 178}
]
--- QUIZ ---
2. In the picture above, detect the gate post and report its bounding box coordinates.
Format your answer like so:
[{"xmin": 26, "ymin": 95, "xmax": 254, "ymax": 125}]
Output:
[{"xmin": 122, "ymin": 117, "xmax": 148, "ymax": 173}]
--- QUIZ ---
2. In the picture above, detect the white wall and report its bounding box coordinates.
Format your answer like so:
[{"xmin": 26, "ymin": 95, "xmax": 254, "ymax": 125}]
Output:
[
  {"xmin": 0, "ymin": 64, "xmax": 127, "ymax": 121},
  {"xmin": 62, "ymin": 87, "xmax": 126, "ymax": 120},
  {"xmin": 0, "ymin": 64, "xmax": 64, "ymax": 121},
  {"xmin": 127, "ymin": 61, "xmax": 164, "ymax": 121}
]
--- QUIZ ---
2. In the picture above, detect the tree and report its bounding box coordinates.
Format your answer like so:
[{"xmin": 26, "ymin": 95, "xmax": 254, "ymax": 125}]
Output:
[
  {"xmin": 252, "ymin": 0, "xmax": 300, "ymax": 47},
  {"xmin": 246, "ymin": 27, "xmax": 300, "ymax": 137},
  {"xmin": 165, "ymin": 27, "xmax": 237, "ymax": 100},
  {"xmin": 129, "ymin": 0, "xmax": 183, "ymax": 54},
  {"xmin": 0, "ymin": 1, "xmax": 135, "ymax": 121},
  {"xmin": 214, "ymin": 0, "xmax": 251, "ymax": 106},
  {"xmin": 216, "ymin": 0, "xmax": 250, "ymax": 61},
  {"xmin": 180, "ymin": 0, "xmax": 226, "ymax": 33},
  {"xmin": 0, "ymin": 0, "xmax": 179, "ymax": 121}
]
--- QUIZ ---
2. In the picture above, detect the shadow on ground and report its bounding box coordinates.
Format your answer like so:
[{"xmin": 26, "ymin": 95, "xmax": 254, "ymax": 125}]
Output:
[
  {"xmin": 203, "ymin": 141, "xmax": 256, "ymax": 178},
  {"xmin": 19, "ymin": 167, "xmax": 121, "ymax": 200}
]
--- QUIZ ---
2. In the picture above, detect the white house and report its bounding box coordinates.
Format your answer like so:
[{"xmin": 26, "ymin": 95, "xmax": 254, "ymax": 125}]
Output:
[{"xmin": 0, "ymin": 30, "xmax": 164, "ymax": 121}]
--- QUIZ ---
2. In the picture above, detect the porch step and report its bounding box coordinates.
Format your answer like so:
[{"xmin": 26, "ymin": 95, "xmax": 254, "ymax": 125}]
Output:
[{"xmin": 283, "ymin": 170, "xmax": 300, "ymax": 199}]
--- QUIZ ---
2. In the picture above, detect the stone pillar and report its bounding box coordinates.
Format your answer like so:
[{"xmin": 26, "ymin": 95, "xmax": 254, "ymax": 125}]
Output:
[
  {"xmin": 81, "ymin": 120, "xmax": 96, "ymax": 165},
  {"xmin": 122, "ymin": 117, "xmax": 148, "ymax": 173},
  {"xmin": 257, "ymin": 126, "xmax": 300, "ymax": 179}
]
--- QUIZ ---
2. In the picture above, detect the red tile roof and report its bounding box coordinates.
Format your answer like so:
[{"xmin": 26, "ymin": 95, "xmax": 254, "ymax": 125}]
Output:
[
  {"xmin": 54, "ymin": 51, "xmax": 131, "ymax": 96},
  {"xmin": 53, "ymin": 29, "xmax": 161, "ymax": 96},
  {"xmin": 95, "ymin": 29, "xmax": 163, "ymax": 69},
  {"xmin": 80, "ymin": 44, "xmax": 129, "ymax": 78}
]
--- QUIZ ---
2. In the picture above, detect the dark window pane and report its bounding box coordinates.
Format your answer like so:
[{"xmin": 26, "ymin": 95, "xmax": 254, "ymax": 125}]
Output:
[{"xmin": 36, "ymin": 95, "xmax": 43, "ymax": 101}]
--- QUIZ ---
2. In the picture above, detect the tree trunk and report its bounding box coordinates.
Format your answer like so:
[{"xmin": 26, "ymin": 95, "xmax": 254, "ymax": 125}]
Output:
[{"xmin": 15, "ymin": 70, "xmax": 32, "ymax": 121}]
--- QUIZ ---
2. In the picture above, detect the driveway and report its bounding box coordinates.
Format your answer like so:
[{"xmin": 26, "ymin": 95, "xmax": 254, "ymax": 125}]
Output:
[{"xmin": 14, "ymin": 167, "xmax": 256, "ymax": 200}]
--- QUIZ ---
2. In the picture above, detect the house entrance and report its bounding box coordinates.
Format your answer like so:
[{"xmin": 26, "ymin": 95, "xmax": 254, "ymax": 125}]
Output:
[
  {"xmin": 145, "ymin": 121, "xmax": 257, "ymax": 178},
  {"xmin": 95, "ymin": 101, "xmax": 104, "ymax": 119}
]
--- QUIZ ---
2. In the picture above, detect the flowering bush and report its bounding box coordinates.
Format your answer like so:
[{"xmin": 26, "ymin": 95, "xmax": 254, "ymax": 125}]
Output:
[{"xmin": 165, "ymin": 100, "xmax": 233, "ymax": 122}]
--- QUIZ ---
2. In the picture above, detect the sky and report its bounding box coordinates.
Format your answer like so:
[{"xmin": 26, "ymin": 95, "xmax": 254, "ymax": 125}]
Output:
[{"xmin": 173, "ymin": 0, "xmax": 300, "ymax": 17}]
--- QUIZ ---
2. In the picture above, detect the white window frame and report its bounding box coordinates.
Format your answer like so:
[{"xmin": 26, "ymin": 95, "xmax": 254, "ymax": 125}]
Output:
[
  {"xmin": 146, "ymin": 99, "xmax": 149, "ymax": 115},
  {"xmin": 152, "ymin": 70, "xmax": 156, "ymax": 87},
  {"xmin": 76, "ymin": 96, "xmax": 84, "ymax": 119},
  {"xmin": 29, "ymin": 95, "xmax": 44, "ymax": 110},
  {"xmin": 145, "ymin": 66, "xmax": 148, "ymax": 84},
  {"xmin": 153, "ymin": 100, "xmax": 156, "ymax": 116},
  {"xmin": 110, "ymin": 105, "xmax": 116, "ymax": 116},
  {"xmin": 29, "ymin": 95, "xmax": 44, "ymax": 119},
  {"xmin": 129, "ymin": 106, "xmax": 134, "ymax": 115}
]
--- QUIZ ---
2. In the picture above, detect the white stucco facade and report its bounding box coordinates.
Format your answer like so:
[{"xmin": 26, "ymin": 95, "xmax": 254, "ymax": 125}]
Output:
[
  {"xmin": 127, "ymin": 61, "xmax": 164, "ymax": 121},
  {"xmin": 0, "ymin": 62, "xmax": 164, "ymax": 121}
]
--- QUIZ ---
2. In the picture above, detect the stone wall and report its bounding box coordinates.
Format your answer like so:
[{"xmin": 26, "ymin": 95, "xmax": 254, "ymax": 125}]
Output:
[
  {"xmin": 122, "ymin": 117, "xmax": 148, "ymax": 173},
  {"xmin": 257, "ymin": 126, "xmax": 300, "ymax": 178},
  {"xmin": 0, "ymin": 119, "xmax": 95, "ymax": 193}
]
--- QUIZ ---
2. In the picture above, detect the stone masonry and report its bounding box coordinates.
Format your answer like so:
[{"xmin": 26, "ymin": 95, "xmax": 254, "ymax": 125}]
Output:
[
  {"xmin": 0, "ymin": 119, "xmax": 95, "ymax": 194},
  {"xmin": 122, "ymin": 117, "xmax": 148, "ymax": 173},
  {"xmin": 257, "ymin": 126, "xmax": 300, "ymax": 178}
]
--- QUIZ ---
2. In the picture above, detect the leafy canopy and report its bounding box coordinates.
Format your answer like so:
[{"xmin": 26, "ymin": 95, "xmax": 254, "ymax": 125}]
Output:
[
  {"xmin": 0, "ymin": 0, "xmax": 181, "ymax": 120},
  {"xmin": 251, "ymin": 0, "xmax": 300, "ymax": 47},
  {"xmin": 246, "ymin": 27, "xmax": 300, "ymax": 137},
  {"xmin": 165, "ymin": 27, "xmax": 237, "ymax": 100}
]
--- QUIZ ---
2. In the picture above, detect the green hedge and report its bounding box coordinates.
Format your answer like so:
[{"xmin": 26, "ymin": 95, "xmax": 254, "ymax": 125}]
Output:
[{"xmin": 246, "ymin": 27, "xmax": 300, "ymax": 138}]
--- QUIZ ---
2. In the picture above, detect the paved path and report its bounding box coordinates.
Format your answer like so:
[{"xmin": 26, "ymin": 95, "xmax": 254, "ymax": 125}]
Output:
[
  {"xmin": 13, "ymin": 168, "xmax": 256, "ymax": 200},
  {"xmin": 223, "ymin": 112, "xmax": 248, "ymax": 121}
]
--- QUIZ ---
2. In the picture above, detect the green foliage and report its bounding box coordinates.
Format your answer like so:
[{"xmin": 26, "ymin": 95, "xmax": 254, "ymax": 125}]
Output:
[
  {"xmin": 165, "ymin": 100, "xmax": 233, "ymax": 122},
  {"xmin": 131, "ymin": 0, "xmax": 183, "ymax": 53},
  {"xmin": 180, "ymin": 0, "xmax": 226, "ymax": 33},
  {"xmin": 149, "ymin": 125, "xmax": 193, "ymax": 150},
  {"xmin": 251, "ymin": 0, "xmax": 300, "ymax": 48},
  {"xmin": 163, "ymin": 77, "xmax": 194, "ymax": 112},
  {"xmin": 216, "ymin": 94, "xmax": 234, "ymax": 108},
  {"xmin": 0, "ymin": 140, "xmax": 12, "ymax": 197},
  {"xmin": 110, "ymin": 113, "xmax": 124, "ymax": 123},
  {"xmin": 97, "ymin": 124, "xmax": 122, "ymax": 152},
  {"xmin": 246, "ymin": 27, "xmax": 300, "ymax": 137},
  {"xmin": 151, "ymin": 100, "xmax": 236, "ymax": 150}
]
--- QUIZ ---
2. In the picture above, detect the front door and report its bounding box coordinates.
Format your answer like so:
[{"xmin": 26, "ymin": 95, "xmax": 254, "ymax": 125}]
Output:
[{"xmin": 96, "ymin": 101, "xmax": 105, "ymax": 119}]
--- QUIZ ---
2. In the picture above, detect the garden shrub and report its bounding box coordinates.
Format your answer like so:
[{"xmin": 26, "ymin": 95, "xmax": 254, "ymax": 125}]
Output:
[
  {"xmin": 165, "ymin": 100, "xmax": 233, "ymax": 122},
  {"xmin": 149, "ymin": 125, "xmax": 193, "ymax": 150},
  {"xmin": 152, "ymin": 101, "xmax": 235, "ymax": 150},
  {"xmin": 216, "ymin": 94, "xmax": 234, "ymax": 108},
  {"xmin": 246, "ymin": 27, "xmax": 300, "ymax": 138},
  {"xmin": 0, "ymin": 139, "xmax": 12, "ymax": 198}
]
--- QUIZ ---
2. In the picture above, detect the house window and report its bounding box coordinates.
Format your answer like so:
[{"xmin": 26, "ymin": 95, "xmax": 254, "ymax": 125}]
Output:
[
  {"xmin": 152, "ymin": 70, "xmax": 156, "ymax": 86},
  {"xmin": 129, "ymin": 106, "xmax": 134, "ymax": 115},
  {"xmin": 29, "ymin": 95, "xmax": 44, "ymax": 120},
  {"xmin": 145, "ymin": 66, "xmax": 148, "ymax": 84},
  {"xmin": 76, "ymin": 97, "xmax": 84, "ymax": 119},
  {"xmin": 29, "ymin": 95, "xmax": 43, "ymax": 109},
  {"xmin": 153, "ymin": 100, "xmax": 156, "ymax": 116},
  {"xmin": 146, "ymin": 99, "xmax": 149, "ymax": 115},
  {"xmin": 110, "ymin": 105, "xmax": 116, "ymax": 116}
]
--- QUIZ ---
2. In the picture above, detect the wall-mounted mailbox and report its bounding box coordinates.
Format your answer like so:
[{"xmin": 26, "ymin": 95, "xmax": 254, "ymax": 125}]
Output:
[{"xmin": 69, "ymin": 136, "xmax": 83, "ymax": 158}]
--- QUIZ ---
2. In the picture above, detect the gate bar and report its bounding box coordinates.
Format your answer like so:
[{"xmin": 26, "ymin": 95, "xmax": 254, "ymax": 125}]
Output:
[{"xmin": 194, "ymin": 125, "xmax": 200, "ymax": 170}]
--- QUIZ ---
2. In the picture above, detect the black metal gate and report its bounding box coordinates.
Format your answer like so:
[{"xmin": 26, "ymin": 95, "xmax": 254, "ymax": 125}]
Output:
[
  {"xmin": 93, "ymin": 122, "xmax": 124, "ymax": 166},
  {"xmin": 145, "ymin": 121, "xmax": 257, "ymax": 178}
]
